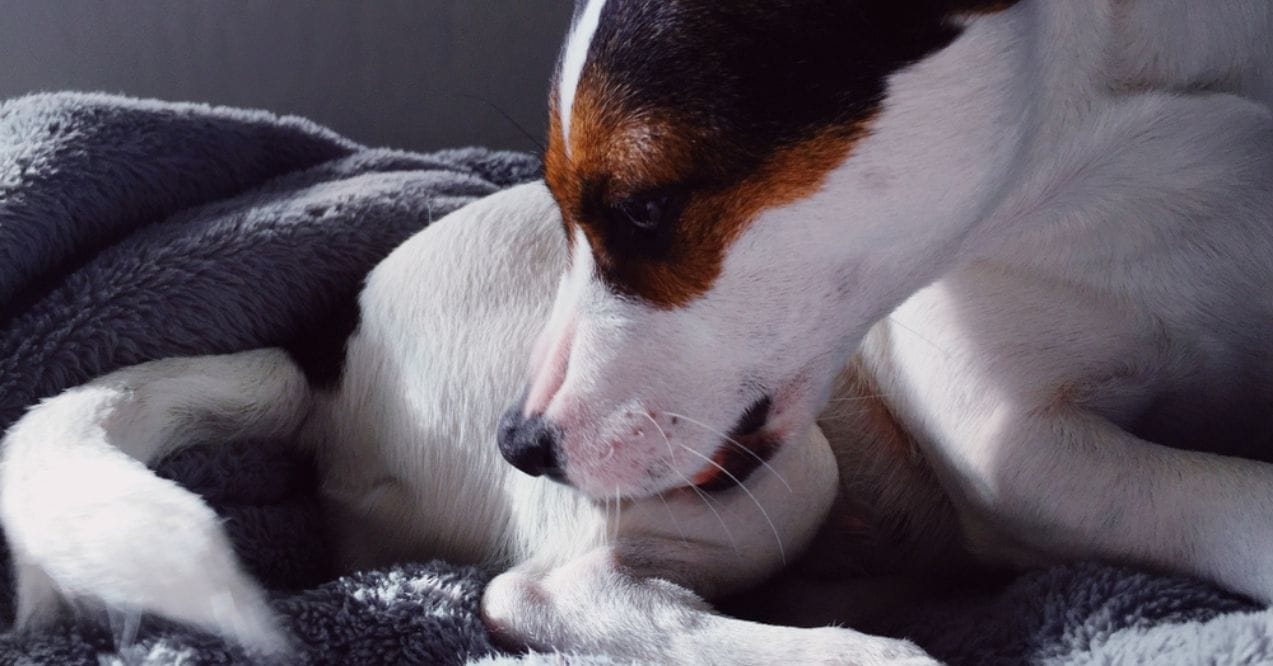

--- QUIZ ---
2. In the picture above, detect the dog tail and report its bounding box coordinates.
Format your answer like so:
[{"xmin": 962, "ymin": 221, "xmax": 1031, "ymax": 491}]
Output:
[{"xmin": 0, "ymin": 348, "xmax": 310, "ymax": 654}]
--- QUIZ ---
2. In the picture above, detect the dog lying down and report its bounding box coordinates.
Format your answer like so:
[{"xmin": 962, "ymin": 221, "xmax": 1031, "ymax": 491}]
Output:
[
  {"xmin": 0, "ymin": 182, "xmax": 947, "ymax": 664},
  {"xmin": 14, "ymin": 3, "xmax": 1273, "ymax": 664},
  {"xmin": 12, "ymin": 7, "xmax": 1273, "ymax": 662}
]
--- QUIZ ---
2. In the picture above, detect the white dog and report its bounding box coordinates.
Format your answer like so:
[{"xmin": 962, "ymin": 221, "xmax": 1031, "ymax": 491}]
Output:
[
  {"xmin": 520, "ymin": 0, "xmax": 1273, "ymax": 612},
  {"xmin": 0, "ymin": 182, "xmax": 931, "ymax": 664},
  {"xmin": 6, "ymin": 1, "xmax": 1273, "ymax": 664}
]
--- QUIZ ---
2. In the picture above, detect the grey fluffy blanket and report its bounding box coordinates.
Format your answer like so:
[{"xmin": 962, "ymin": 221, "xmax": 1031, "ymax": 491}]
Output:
[{"xmin": 0, "ymin": 93, "xmax": 1269, "ymax": 665}]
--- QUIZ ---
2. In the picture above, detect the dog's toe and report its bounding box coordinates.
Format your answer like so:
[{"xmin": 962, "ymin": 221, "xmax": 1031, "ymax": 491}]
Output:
[{"xmin": 481, "ymin": 570, "xmax": 549, "ymax": 650}]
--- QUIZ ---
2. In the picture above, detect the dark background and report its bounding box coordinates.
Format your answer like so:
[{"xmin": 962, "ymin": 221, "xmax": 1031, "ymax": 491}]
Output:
[{"xmin": 0, "ymin": 1, "xmax": 575, "ymax": 152}]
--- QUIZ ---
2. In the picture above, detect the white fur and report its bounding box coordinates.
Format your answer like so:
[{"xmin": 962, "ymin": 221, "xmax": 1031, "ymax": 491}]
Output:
[
  {"xmin": 558, "ymin": 0, "xmax": 607, "ymax": 156},
  {"xmin": 8, "ymin": 2, "xmax": 1273, "ymax": 662},
  {"xmin": 523, "ymin": 0, "xmax": 1273, "ymax": 612},
  {"xmin": 0, "ymin": 351, "xmax": 309, "ymax": 652},
  {"xmin": 0, "ymin": 183, "xmax": 924, "ymax": 663}
]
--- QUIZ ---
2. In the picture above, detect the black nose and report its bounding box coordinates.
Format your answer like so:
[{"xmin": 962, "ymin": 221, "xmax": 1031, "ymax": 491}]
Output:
[{"xmin": 497, "ymin": 407, "xmax": 564, "ymax": 481}]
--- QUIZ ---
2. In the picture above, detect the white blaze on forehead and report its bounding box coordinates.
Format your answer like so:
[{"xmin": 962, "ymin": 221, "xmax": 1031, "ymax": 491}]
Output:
[{"xmin": 559, "ymin": 0, "xmax": 608, "ymax": 156}]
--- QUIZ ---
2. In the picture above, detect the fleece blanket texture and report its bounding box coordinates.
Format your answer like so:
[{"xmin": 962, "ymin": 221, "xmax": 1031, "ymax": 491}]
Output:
[{"xmin": 0, "ymin": 93, "xmax": 1269, "ymax": 665}]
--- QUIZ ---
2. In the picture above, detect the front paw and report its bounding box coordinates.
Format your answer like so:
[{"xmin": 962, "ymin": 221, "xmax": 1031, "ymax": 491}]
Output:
[
  {"xmin": 481, "ymin": 569, "xmax": 549, "ymax": 651},
  {"xmin": 481, "ymin": 558, "xmax": 626, "ymax": 653},
  {"xmin": 481, "ymin": 551, "xmax": 707, "ymax": 657}
]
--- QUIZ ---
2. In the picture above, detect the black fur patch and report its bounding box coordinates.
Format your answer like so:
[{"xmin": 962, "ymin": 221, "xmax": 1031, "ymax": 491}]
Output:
[{"xmin": 575, "ymin": 0, "xmax": 1018, "ymax": 189}]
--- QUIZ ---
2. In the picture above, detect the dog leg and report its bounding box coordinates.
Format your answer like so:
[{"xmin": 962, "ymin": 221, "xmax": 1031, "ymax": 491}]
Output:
[
  {"xmin": 0, "ymin": 349, "xmax": 309, "ymax": 652},
  {"xmin": 12, "ymin": 558, "xmax": 61, "ymax": 631},
  {"xmin": 482, "ymin": 423, "xmax": 932, "ymax": 664},
  {"xmin": 483, "ymin": 544, "xmax": 936, "ymax": 665},
  {"xmin": 949, "ymin": 408, "xmax": 1273, "ymax": 602}
]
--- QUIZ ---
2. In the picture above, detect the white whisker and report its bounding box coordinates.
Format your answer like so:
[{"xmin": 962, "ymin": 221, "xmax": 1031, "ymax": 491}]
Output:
[
  {"xmin": 643, "ymin": 413, "xmax": 741, "ymax": 561},
  {"xmin": 678, "ymin": 444, "xmax": 787, "ymax": 566},
  {"xmin": 614, "ymin": 486, "xmax": 623, "ymax": 542},
  {"xmin": 887, "ymin": 316, "xmax": 950, "ymax": 358},
  {"xmin": 664, "ymin": 411, "xmax": 793, "ymax": 494},
  {"xmin": 686, "ymin": 483, "xmax": 741, "ymax": 563},
  {"xmin": 602, "ymin": 495, "xmax": 612, "ymax": 543},
  {"xmin": 655, "ymin": 489, "xmax": 692, "ymax": 552}
]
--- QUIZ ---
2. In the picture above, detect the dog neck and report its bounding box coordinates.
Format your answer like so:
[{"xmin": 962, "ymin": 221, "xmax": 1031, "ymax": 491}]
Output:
[
  {"xmin": 962, "ymin": 4, "xmax": 1273, "ymax": 293},
  {"xmin": 857, "ymin": 3, "xmax": 1273, "ymax": 295},
  {"xmin": 757, "ymin": 9, "xmax": 1035, "ymax": 341}
]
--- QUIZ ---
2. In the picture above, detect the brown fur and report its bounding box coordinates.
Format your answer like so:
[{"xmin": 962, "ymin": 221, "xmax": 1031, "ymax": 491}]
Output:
[
  {"xmin": 802, "ymin": 356, "xmax": 970, "ymax": 580},
  {"xmin": 720, "ymin": 357, "xmax": 981, "ymax": 628},
  {"xmin": 545, "ymin": 73, "xmax": 874, "ymax": 308}
]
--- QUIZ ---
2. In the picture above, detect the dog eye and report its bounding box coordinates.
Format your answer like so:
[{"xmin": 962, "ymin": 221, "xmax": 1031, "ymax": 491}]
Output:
[{"xmin": 613, "ymin": 191, "xmax": 681, "ymax": 234}]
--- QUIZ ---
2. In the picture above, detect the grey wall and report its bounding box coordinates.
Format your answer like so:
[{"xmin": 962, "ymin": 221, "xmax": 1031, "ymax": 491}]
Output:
[{"xmin": 0, "ymin": 1, "xmax": 574, "ymax": 152}]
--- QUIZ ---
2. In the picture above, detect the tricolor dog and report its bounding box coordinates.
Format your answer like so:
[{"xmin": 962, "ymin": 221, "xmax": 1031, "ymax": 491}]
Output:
[{"xmin": 5, "ymin": 1, "xmax": 1273, "ymax": 664}]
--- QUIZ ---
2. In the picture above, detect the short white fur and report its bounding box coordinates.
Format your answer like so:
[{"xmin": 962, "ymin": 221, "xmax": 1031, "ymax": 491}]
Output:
[
  {"xmin": 558, "ymin": 0, "xmax": 608, "ymax": 156},
  {"xmin": 0, "ymin": 184, "xmax": 927, "ymax": 663},
  {"xmin": 523, "ymin": 0, "xmax": 1273, "ymax": 613},
  {"xmin": 7, "ymin": 1, "xmax": 1273, "ymax": 662}
]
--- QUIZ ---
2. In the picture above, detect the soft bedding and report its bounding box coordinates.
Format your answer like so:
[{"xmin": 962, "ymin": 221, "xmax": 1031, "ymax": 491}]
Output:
[{"xmin": 0, "ymin": 93, "xmax": 1268, "ymax": 665}]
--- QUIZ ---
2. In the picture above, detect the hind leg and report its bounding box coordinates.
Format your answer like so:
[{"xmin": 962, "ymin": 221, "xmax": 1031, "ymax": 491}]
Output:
[
  {"xmin": 483, "ymin": 545, "xmax": 936, "ymax": 665},
  {"xmin": 12, "ymin": 557, "xmax": 61, "ymax": 632},
  {"xmin": 941, "ymin": 407, "xmax": 1273, "ymax": 603}
]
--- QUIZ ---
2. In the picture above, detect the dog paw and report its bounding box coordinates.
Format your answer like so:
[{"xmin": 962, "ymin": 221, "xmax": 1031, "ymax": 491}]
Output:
[
  {"xmin": 481, "ymin": 569, "xmax": 551, "ymax": 651},
  {"xmin": 481, "ymin": 550, "xmax": 706, "ymax": 656}
]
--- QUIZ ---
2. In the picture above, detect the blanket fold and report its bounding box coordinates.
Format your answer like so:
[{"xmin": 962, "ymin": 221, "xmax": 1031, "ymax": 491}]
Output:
[{"xmin": 0, "ymin": 92, "xmax": 1267, "ymax": 666}]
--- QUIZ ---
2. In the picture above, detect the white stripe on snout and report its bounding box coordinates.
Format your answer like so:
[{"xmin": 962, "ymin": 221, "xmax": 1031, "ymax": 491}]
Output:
[
  {"xmin": 526, "ymin": 228, "xmax": 595, "ymax": 417},
  {"xmin": 559, "ymin": 0, "xmax": 608, "ymax": 156}
]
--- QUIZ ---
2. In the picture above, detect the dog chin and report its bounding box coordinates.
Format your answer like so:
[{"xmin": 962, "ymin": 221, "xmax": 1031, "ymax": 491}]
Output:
[
  {"xmin": 565, "ymin": 394, "xmax": 785, "ymax": 500},
  {"xmin": 567, "ymin": 440, "xmax": 783, "ymax": 501}
]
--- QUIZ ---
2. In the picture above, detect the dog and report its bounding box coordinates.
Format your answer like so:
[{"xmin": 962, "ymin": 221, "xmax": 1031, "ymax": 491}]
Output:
[
  {"xmin": 0, "ymin": 182, "xmax": 937, "ymax": 664},
  {"xmin": 510, "ymin": 0, "xmax": 1273, "ymax": 629},
  {"xmin": 6, "ymin": 0, "xmax": 1273, "ymax": 663}
]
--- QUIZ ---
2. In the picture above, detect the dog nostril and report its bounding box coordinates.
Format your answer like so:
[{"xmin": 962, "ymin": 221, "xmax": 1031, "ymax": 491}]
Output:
[{"xmin": 497, "ymin": 407, "xmax": 564, "ymax": 481}]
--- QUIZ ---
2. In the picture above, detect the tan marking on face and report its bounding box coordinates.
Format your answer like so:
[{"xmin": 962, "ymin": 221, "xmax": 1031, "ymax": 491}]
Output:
[
  {"xmin": 546, "ymin": 74, "xmax": 696, "ymax": 248},
  {"xmin": 545, "ymin": 73, "xmax": 875, "ymax": 308},
  {"xmin": 545, "ymin": 97, "xmax": 574, "ymax": 253}
]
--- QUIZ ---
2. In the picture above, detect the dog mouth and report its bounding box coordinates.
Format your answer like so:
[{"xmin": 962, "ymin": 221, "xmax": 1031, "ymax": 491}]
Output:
[{"xmin": 690, "ymin": 396, "xmax": 778, "ymax": 493}]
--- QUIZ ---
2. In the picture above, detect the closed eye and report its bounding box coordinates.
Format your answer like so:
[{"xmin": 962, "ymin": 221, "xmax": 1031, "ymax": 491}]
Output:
[
  {"xmin": 606, "ymin": 187, "xmax": 688, "ymax": 238},
  {"xmin": 575, "ymin": 179, "xmax": 693, "ymax": 268}
]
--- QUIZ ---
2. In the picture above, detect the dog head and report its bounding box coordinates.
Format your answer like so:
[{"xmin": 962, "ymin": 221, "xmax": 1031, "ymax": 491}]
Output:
[{"xmin": 499, "ymin": 0, "xmax": 1023, "ymax": 498}]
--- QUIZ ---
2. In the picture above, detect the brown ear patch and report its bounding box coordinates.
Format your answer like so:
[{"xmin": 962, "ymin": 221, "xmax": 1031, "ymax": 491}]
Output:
[{"xmin": 546, "ymin": 73, "xmax": 875, "ymax": 308}]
